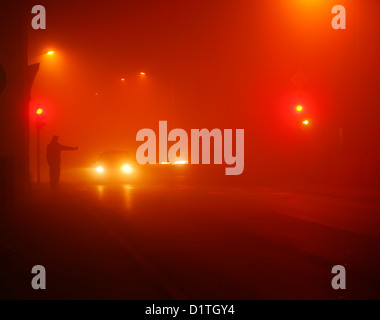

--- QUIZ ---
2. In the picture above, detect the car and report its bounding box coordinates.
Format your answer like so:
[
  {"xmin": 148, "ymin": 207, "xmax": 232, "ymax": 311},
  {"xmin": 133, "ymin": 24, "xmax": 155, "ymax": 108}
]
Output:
[{"xmin": 93, "ymin": 151, "xmax": 136, "ymax": 182}]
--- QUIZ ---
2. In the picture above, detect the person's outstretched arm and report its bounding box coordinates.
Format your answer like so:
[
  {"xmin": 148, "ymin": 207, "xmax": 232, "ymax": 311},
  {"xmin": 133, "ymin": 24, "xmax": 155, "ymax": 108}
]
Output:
[{"xmin": 59, "ymin": 144, "xmax": 79, "ymax": 151}]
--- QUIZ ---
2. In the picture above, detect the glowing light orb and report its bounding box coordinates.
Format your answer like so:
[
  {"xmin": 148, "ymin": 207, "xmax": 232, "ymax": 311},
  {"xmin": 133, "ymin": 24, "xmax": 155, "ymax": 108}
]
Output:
[
  {"xmin": 96, "ymin": 166, "xmax": 104, "ymax": 174},
  {"xmin": 121, "ymin": 164, "xmax": 133, "ymax": 174}
]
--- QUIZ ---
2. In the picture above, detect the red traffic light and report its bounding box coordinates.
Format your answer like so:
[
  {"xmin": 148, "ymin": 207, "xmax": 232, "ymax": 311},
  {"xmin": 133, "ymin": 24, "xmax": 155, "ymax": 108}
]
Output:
[{"xmin": 36, "ymin": 107, "xmax": 46, "ymax": 129}]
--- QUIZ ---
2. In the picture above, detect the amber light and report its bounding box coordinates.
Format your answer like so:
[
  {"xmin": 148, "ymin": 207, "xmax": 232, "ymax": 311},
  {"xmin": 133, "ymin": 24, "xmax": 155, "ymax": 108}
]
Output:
[
  {"xmin": 96, "ymin": 166, "xmax": 104, "ymax": 174},
  {"xmin": 121, "ymin": 164, "xmax": 133, "ymax": 174}
]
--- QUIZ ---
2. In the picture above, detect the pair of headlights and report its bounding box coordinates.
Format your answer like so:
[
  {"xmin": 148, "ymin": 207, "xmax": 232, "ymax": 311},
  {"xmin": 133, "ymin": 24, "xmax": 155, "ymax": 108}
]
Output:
[{"xmin": 95, "ymin": 164, "xmax": 133, "ymax": 174}]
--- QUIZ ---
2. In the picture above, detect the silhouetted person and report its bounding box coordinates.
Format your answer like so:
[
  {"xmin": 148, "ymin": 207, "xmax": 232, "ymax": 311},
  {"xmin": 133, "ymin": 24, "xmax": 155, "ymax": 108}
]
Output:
[{"xmin": 46, "ymin": 135, "xmax": 78, "ymax": 190}]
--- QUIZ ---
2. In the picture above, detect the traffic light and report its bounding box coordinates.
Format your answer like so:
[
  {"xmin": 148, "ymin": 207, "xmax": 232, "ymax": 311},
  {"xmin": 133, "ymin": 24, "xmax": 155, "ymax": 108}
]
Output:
[
  {"xmin": 293, "ymin": 104, "xmax": 311, "ymax": 127},
  {"xmin": 35, "ymin": 107, "xmax": 46, "ymax": 130}
]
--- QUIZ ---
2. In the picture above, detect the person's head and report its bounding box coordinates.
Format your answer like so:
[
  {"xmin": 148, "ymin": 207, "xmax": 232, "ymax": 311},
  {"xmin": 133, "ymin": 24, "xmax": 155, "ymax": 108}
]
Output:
[{"xmin": 52, "ymin": 135, "xmax": 59, "ymax": 143}]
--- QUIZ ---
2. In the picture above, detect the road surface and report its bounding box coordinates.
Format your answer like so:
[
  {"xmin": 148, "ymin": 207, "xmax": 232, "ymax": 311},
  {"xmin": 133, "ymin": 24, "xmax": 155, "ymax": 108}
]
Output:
[{"xmin": 1, "ymin": 181, "xmax": 380, "ymax": 299}]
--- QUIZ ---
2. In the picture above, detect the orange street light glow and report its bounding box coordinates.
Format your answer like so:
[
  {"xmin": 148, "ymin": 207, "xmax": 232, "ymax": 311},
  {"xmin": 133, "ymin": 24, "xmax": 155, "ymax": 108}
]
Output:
[
  {"xmin": 303, "ymin": 120, "xmax": 309, "ymax": 125},
  {"xmin": 296, "ymin": 106, "xmax": 303, "ymax": 112},
  {"xmin": 36, "ymin": 108, "xmax": 43, "ymax": 115},
  {"xmin": 47, "ymin": 51, "xmax": 54, "ymax": 55},
  {"xmin": 121, "ymin": 78, "xmax": 125, "ymax": 81},
  {"xmin": 140, "ymin": 72, "xmax": 146, "ymax": 75}
]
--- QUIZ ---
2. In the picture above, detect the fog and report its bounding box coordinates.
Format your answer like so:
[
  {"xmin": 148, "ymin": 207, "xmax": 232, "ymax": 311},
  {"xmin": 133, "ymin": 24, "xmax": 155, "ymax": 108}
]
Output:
[{"xmin": 28, "ymin": 0, "xmax": 380, "ymax": 185}]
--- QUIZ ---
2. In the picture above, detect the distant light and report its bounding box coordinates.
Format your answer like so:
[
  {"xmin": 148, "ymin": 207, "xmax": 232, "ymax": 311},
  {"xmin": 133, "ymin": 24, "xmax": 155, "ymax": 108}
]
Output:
[
  {"xmin": 160, "ymin": 161, "xmax": 188, "ymax": 165},
  {"xmin": 47, "ymin": 51, "xmax": 54, "ymax": 55},
  {"xmin": 302, "ymin": 120, "xmax": 309, "ymax": 125},
  {"xmin": 96, "ymin": 166, "xmax": 104, "ymax": 174},
  {"xmin": 140, "ymin": 72, "xmax": 146, "ymax": 76},
  {"xmin": 174, "ymin": 161, "xmax": 188, "ymax": 165},
  {"xmin": 296, "ymin": 105, "xmax": 303, "ymax": 112},
  {"xmin": 36, "ymin": 108, "xmax": 43, "ymax": 115},
  {"xmin": 121, "ymin": 164, "xmax": 133, "ymax": 174},
  {"xmin": 121, "ymin": 78, "xmax": 125, "ymax": 81}
]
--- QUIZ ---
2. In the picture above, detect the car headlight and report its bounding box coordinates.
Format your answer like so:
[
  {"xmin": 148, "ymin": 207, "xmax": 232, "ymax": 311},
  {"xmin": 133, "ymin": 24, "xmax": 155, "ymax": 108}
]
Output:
[
  {"xmin": 121, "ymin": 164, "xmax": 133, "ymax": 174},
  {"xmin": 95, "ymin": 166, "xmax": 105, "ymax": 174}
]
